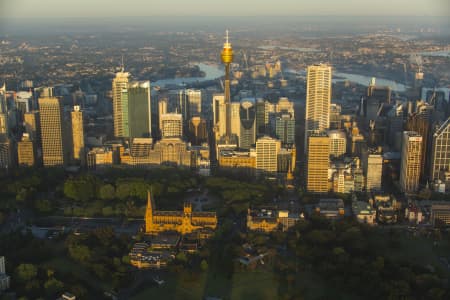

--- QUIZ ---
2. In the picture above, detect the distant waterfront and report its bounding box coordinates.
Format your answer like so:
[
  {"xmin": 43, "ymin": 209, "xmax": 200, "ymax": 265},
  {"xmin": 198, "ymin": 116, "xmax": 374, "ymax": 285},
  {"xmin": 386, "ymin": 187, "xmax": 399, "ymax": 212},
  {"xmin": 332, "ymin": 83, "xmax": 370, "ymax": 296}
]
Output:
[
  {"xmin": 154, "ymin": 63, "xmax": 408, "ymax": 92},
  {"xmin": 153, "ymin": 63, "xmax": 224, "ymax": 87}
]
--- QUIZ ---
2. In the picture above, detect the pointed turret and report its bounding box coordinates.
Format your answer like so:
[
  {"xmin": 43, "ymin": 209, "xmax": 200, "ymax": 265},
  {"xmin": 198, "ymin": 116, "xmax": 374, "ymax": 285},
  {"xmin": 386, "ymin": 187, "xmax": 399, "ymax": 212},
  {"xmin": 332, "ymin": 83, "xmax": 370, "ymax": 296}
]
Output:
[{"xmin": 145, "ymin": 190, "xmax": 153, "ymax": 233}]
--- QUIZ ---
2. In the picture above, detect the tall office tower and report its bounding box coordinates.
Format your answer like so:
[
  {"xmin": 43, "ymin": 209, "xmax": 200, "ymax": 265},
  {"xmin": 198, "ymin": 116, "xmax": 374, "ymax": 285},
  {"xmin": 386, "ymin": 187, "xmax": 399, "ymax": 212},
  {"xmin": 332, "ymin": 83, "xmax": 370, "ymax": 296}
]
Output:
[
  {"xmin": 71, "ymin": 105, "xmax": 85, "ymax": 165},
  {"xmin": 305, "ymin": 64, "xmax": 332, "ymax": 153},
  {"xmin": 112, "ymin": 70, "xmax": 130, "ymax": 138},
  {"xmin": 221, "ymin": 30, "xmax": 233, "ymax": 143},
  {"xmin": 239, "ymin": 98, "xmax": 256, "ymax": 150},
  {"xmin": 17, "ymin": 133, "xmax": 35, "ymax": 167},
  {"xmin": 328, "ymin": 130, "xmax": 347, "ymax": 158},
  {"xmin": 329, "ymin": 104, "xmax": 342, "ymax": 129},
  {"xmin": 400, "ymin": 131, "xmax": 422, "ymax": 193},
  {"xmin": 185, "ymin": 89, "xmax": 201, "ymax": 119},
  {"xmin": 0, "ymin": 83, "xmax": 6, "ymax": 112},
  {"xmin": 256, "ymin": 99, "xmax": 268, "ymax": 136},
  {"xmin": 276, "ymin": 97, "xmax": 295, "ymax": 118},
  {"xmin": 363, "ymin": 80, "xmax": 391, "ymax": 125},
  {"xmin": 212, "ymin": 94, "xmax": 226, "ymax": 141},
  {"xmin": 0, "ymin": 84, "xmax": 7, "ymax": 136},
  {"xmin": 158, "ymin": 98, "xmax": 168, "ymax": 130},
  {"xmin": 275, "ymin": 114, "xmax": 295, "ymax": 145},
  {"xmin": 0, "ymin": 113, "xmax": 7, "ymax": 135},
  {"xmin": 188, "ymin": 116, "xmax": 208, "ymax": 145},
  {"xmin": 387, "ymin": 104, "xmax": 404, "ymax": 151},
  {"xmin": 24, "ymin": 111, "xmax": 40, "ymax": 143},
  {"xmin": 160, "ymin": 113, "xmax": 183, "ymax": 138},
  {"xmin": 15, "ymin": 91, "xmax": 32, "ymax": 118},
  {"xmin": 0, "ymin": 135, "xmax": 13, "ymax": 169},
  {"xmin": 406, "ymin": 111, "xmax": 431, "ymax": 182},
  {"xmin": 231, "ymin": 102, "xmax": 241, "ymax": 138},
  {"xmin": 256, "ymin": 136, "xmax": 281, "ymax": 175},
  {"xmin": 430, "ymin": 118, "xmax": 450, "ymax": 182},
  {"xmin": 39, "ymin": 97, "xmax": 68, "ymax": 167},
  {"xmin": 364, "ymin": 149, "xmax": 383, "ymax": 191},
  {"xmin": 122, "ymin": 81, "xmax": 151, "ymax": 139},
  {"xmin": 306, "ymin": 132, "xmax": 330, "ymax": 193}
]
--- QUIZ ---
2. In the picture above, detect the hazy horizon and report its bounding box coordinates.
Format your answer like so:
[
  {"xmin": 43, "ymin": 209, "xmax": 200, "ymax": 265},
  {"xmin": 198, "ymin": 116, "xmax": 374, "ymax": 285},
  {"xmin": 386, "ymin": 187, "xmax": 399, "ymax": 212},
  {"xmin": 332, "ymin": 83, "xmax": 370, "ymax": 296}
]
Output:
[{"xmin": 1, "ymin": 0, "xmax": 449, "ymax": 18}]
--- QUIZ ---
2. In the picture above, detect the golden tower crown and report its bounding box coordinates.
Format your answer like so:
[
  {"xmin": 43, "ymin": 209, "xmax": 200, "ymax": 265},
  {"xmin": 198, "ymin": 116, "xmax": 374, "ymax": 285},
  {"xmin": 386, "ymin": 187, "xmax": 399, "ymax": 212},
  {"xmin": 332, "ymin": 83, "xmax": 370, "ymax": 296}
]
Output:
[{"xmin": 221, "ymin": 30, "xmax": 233, "ymax": 64}]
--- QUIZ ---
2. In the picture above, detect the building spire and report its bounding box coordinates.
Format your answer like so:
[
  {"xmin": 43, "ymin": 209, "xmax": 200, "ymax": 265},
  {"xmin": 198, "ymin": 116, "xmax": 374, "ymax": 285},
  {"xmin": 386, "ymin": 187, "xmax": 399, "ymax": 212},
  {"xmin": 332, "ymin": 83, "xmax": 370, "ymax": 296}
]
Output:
[{"xmin": 121, "ymin": 55, "xmax": 124, "ymax": 72}]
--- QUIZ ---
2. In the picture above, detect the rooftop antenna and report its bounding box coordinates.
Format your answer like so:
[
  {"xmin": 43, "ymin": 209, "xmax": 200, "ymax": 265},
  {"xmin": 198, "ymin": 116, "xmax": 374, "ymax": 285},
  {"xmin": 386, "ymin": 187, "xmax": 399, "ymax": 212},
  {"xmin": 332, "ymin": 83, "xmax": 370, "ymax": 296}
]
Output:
[{"xmin": 121, "ymin": 55, "xmax": 124, "ymax": 72}]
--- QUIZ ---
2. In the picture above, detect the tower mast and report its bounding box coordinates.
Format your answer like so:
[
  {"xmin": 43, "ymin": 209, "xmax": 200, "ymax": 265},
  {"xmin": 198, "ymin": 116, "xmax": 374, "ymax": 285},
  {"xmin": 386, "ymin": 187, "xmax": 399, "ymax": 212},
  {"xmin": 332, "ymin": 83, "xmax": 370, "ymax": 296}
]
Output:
[{"xmin": 221, "ymin": 29, "xmax": 234, "ymax": 143}]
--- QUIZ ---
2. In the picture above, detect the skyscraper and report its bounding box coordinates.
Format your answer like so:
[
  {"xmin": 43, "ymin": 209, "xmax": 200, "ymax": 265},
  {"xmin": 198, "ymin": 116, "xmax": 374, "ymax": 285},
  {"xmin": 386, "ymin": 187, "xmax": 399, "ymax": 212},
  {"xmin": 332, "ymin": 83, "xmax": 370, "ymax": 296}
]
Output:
[
  {"xmin": 221, "ymin": 30, "xmax": 233, "ymax": 143},
  {"xmin": 430, "ymin": 118, "xmax": 450, "ymax": 183},
  {"xmin": 306, "ymin": 132, "xmax": 330, "ymax": 193},
  {"xmin": 256, "ymin": 136, "xmax": 281, "ymax": 176},
  {"xmin": 0, "ymin": 135, "xmax": 13, "ymax": 169},
  {"xmin": 239, "ymin": 98, "xmax": 256, "ymax": 150},
  {"xmin": 328, "ymin": 130, "xmax": 347, "ymax": 158},
  {"xmin": 24, "ymin": 111, "xmax": 40, "ymax": 143},
  {"xmin": 365, "ymin": 149, "xmax": 383, "ymax": 191},
  {"xmin": 39, "ymin": 97, "xmax": 68, "ymax": 167},
  {"xmin": 112, "ymin": 70, "xmax": 130, "ymax": 138},
  {"xmin": 400, "ymin": 131, "xmax": 422, "ymax": 193},
  {"xmin": 213, "ymin": 94, "xmax": 226, "ymax": 141},
  {"xmin": 188, "ymin": 116, "xmax": 208, "ymax": 145},
  {"xmin": 71, "ymin": 105, "xmax": 85, "ymax": 165},
  {"xmin": 160, "ymin": 113, "xmax": 183, "ymax": 138},
  {"xmin": 124, "ymin": 81, "xmax": 151, "ymax": 139},
  {"xmin": 17, "ymin": 133, "xmax": 35, "ymax": 167},
  {"xmin": 158, "ymin": 98, "xmax": 168, "ymax": 131},
  {"xmin": 275, "ymin": 114, "xmax": 295, "ymax": 145},
  {"xmin": 305, "ymin": 64, "xmax": 332, "ymax": 152}
]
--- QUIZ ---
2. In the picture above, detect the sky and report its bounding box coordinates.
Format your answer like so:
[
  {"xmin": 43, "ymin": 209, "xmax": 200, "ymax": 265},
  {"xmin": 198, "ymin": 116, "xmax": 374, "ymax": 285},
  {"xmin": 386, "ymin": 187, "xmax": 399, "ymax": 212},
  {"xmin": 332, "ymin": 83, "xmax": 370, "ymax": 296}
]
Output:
[{"xmin": 1, "ymin": 0, "xmax": 449, "ymax": 18}]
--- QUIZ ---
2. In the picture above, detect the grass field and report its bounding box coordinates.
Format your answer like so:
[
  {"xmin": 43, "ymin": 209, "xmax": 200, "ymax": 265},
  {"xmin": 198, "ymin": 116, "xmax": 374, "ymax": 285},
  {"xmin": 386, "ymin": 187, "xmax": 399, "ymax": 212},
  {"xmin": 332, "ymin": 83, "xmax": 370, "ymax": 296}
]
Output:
[{"xmin": 131, "ymin": 268, "xmax": 278, "ymax": 300}]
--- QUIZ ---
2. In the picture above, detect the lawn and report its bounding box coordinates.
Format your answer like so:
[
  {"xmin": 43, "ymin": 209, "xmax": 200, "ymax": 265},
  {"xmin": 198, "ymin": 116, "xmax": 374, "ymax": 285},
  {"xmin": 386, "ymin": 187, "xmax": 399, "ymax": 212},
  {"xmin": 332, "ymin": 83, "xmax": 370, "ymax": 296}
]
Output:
[{"xmin": 131, "ymin": 268, "xmax": 278, "ymax": 300}]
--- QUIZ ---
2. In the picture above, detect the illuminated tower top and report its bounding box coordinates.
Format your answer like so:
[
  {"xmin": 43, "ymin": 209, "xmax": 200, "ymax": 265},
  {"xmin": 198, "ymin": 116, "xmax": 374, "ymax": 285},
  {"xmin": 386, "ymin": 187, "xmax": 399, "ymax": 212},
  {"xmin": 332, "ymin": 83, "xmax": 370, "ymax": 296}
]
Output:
[{"xmin": 221, "ymin": 30, "xmax": 234, "ymax": 65}]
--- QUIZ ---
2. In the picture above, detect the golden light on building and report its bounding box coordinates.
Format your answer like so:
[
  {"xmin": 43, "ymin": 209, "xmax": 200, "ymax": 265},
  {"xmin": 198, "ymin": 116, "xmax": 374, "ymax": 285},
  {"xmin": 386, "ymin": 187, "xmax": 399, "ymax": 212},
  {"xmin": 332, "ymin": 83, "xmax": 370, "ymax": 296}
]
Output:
[{"xmin": 145, "ymin": 191, "xmax": 217, "ymax": 235}]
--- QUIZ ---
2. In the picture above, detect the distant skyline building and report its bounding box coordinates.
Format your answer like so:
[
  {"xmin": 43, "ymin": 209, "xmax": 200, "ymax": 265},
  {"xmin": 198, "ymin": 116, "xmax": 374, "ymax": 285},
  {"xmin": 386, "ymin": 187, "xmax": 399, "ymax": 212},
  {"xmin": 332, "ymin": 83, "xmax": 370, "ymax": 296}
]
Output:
[
  {"xmin": 112, "ymin": 70, "xmax": 130, "ymax": 138},
  {"xmin": 400, "ymin": 131, "xmax": 422, "ymax": 193},
  {"xmin": 305, "ymin": 64, "xmax": 332, "ymax": 153},
  {"xmin": 39, "ymin": 97, "xmax": 68, "ymax": 167},
  {"xmin": 306, "ymin": 132, "xmax": 330, "ymax": 193}
]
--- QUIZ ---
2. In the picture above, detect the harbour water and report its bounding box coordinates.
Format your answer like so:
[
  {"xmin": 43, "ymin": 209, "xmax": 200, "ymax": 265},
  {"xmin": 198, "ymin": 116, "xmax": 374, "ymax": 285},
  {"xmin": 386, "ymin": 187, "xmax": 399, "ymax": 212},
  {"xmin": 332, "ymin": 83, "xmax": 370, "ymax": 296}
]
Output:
[
  {"xmin": 153, "ymin": 63, "xmax": 224, "ymax": 87},
  {"xmin": 155, "ymin": 63, "xmax": 409, "ymax": 92}
]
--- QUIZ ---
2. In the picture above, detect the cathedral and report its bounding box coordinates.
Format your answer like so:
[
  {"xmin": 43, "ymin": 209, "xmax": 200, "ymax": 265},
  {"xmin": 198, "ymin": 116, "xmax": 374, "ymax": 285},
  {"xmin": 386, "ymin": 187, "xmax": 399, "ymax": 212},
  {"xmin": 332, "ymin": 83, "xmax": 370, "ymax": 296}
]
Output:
[{"xmin": 145, "ymin": 191, "xmax": 218, "ymax": 235}]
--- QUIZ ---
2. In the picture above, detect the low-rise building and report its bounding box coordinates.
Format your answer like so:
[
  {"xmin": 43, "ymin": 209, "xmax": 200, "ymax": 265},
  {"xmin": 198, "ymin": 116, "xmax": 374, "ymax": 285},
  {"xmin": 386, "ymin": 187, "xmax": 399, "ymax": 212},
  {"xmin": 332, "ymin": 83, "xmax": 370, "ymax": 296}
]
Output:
[
  {"xmin": 247, "ymin": 208, "xmax": 300, "ymax": 232},
  {"xmin": 431, "ymin": 202, "xmax": 450, "ymax": 227},
  {"xmin": 352, "ymin": 201, "xmax": 376, "ymax": 225},
  {"xmin": 129, "ymin": 242, "xmax": 173, "ymax": 269},
  {"xmin": 315, "ymin": 198, "xmax": 345, "ymax": 219}
]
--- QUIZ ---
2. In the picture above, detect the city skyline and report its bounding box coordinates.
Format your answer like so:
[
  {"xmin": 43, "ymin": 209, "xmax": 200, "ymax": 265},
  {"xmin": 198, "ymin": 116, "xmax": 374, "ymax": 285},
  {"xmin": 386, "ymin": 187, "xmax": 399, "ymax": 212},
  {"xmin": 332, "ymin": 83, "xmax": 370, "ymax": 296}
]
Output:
[{"xmin": 1, "ymin": 0, "xmax": 449, "ymax": 18}]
